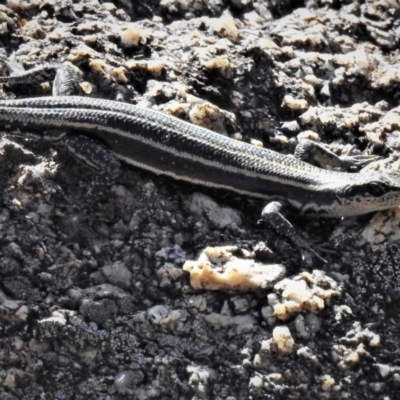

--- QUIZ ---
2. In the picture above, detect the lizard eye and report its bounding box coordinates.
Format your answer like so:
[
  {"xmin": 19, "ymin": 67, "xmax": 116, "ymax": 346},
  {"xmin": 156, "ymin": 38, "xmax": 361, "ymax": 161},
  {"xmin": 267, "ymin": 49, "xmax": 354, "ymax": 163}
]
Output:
[
  {"xmin": 367, "ymin": 182, "xmax": 387, "ymax": 197},
  {"xmin": 345, "ymin": 182, "xmax": 387, "ymax": 198}
]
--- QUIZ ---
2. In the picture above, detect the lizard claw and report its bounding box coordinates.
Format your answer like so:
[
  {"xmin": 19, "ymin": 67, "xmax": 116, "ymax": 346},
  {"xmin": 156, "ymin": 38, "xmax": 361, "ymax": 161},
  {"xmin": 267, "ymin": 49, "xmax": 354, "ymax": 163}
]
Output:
[{"xmin": 292, "ymin": 235, "xmax": 328, "ymax": 263}]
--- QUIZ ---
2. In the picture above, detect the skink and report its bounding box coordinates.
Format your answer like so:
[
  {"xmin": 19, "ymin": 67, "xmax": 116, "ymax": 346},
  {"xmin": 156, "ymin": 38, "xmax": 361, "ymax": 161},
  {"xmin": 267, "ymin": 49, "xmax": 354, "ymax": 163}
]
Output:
[{"xmin": 0, "ymin": 95, "xmax": 399, "ymax": 219}]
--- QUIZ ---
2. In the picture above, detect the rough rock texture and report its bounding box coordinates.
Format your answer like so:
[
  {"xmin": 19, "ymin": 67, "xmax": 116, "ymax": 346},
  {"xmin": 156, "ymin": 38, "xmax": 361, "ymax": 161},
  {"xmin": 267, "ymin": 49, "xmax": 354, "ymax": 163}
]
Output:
[{"xmin": 1, "ymin": 0, "xmax": 400, "ymax": 399}]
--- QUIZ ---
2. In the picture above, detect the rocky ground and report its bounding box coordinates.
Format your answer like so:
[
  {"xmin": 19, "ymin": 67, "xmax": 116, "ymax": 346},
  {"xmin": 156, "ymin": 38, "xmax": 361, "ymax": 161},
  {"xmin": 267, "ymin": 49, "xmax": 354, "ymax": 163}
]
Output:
[{"xmin": 1, "ymin": 0, "xmax": 400, "ymax": 399}]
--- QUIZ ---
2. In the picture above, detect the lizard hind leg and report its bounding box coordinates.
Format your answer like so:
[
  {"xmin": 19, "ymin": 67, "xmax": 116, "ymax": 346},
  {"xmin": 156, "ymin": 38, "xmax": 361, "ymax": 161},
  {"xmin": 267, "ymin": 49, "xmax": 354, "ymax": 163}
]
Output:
[{"xmin": 64, "ymin": 133, "xmax": 121, "ymax": 201}]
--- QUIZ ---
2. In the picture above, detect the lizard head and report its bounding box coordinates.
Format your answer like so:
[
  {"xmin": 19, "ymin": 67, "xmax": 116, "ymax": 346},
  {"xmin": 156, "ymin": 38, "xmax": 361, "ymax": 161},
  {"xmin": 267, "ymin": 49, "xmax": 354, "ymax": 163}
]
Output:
[{"xmin": 338, "ymin": 169, "xmax": 400, "ymax": 216}]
